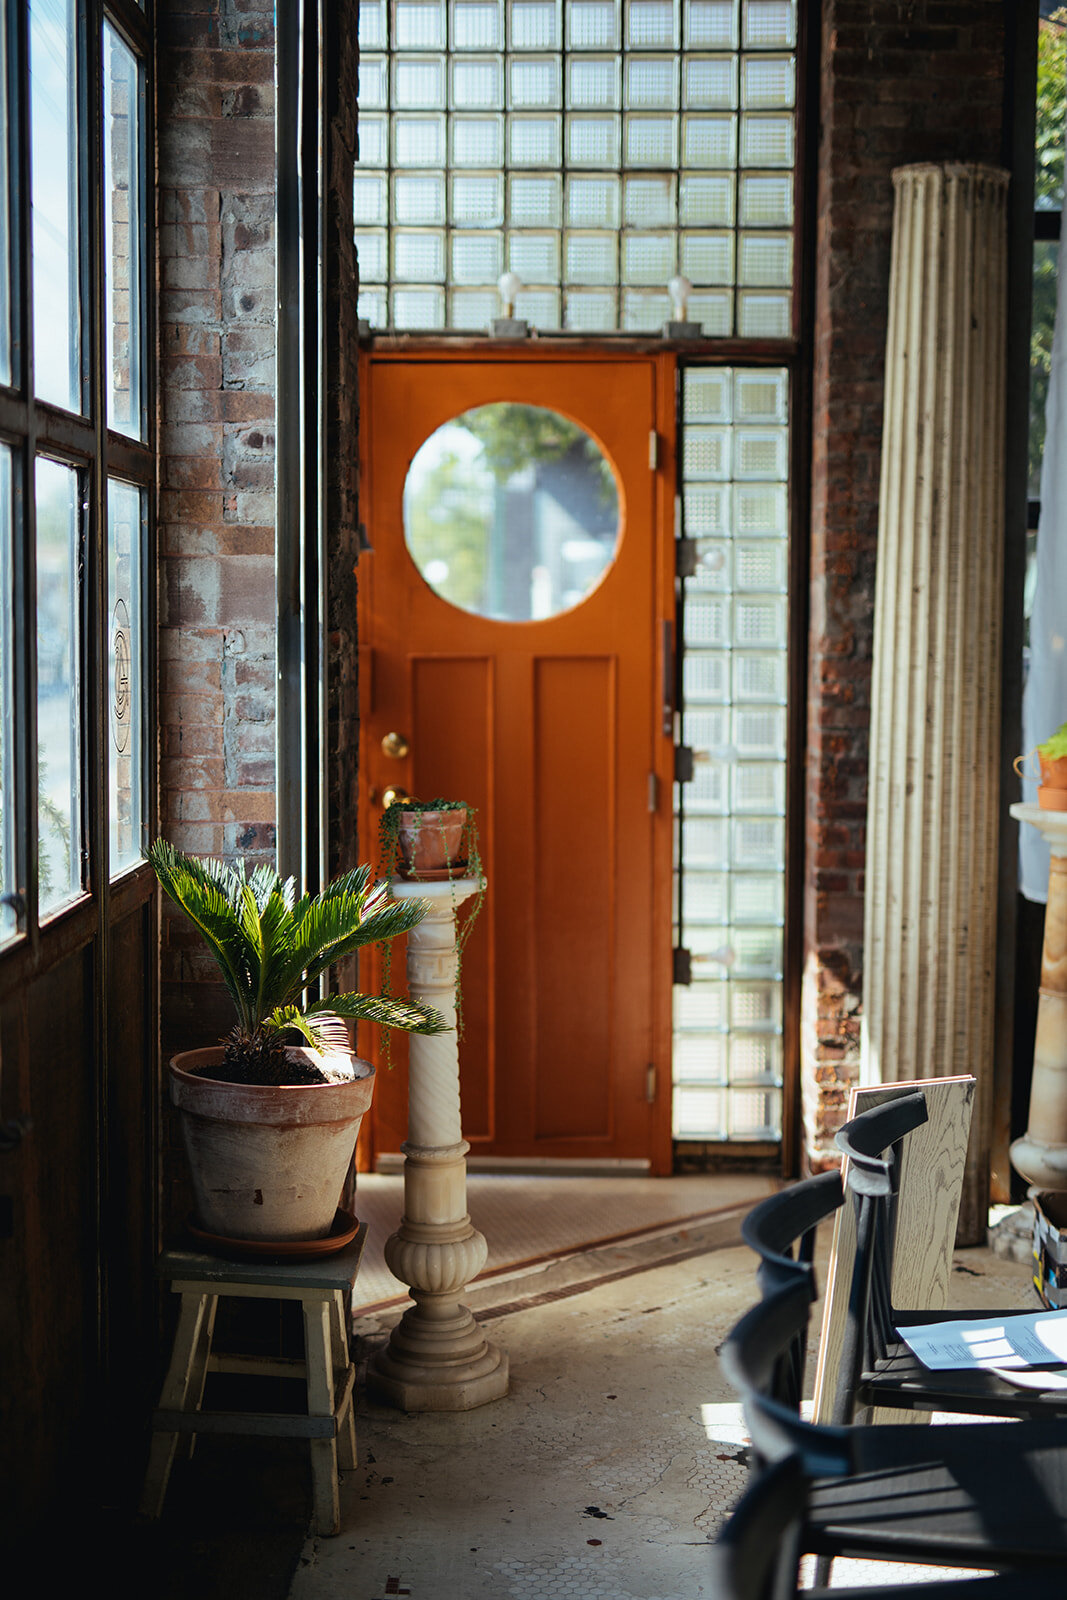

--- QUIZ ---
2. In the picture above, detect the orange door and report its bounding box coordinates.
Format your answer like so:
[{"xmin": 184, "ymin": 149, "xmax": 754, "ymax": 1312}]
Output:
[{"xmin": 358, "ymin": 352, "xmax": 675, "ymax": 1172}]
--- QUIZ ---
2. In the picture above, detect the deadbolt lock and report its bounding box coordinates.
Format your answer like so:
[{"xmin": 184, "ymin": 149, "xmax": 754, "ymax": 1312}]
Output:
[{"xmin": 381, "ymin": 731, "xmax": 410, "ymax": 759}]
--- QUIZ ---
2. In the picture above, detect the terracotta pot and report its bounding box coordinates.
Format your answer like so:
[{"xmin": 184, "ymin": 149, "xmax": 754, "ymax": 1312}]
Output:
[
  {"xmin": 1040, "ymin": 752, "xmax": 1067, "ymax": 789},
  {"xmin": 395, "ymin": 806, "xmax": 468, "ymax": 879},
  {"xmin": 1039, "ymin": 785, "xmax": 1067, "ymax": 812},
  {"xmin": 169, "ymin": 1047, "xmax": 375, "ymax": 1242}
]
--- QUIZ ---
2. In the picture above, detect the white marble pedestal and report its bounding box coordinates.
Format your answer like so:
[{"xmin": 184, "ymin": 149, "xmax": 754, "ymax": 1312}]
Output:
[
  {"xmin": 370, "ymin": 878, "xmax": 508, "ymax": 1411},
  {"xmin": 1010, "ymin": 803, "xmax": 1067, "ymax": 1193}
]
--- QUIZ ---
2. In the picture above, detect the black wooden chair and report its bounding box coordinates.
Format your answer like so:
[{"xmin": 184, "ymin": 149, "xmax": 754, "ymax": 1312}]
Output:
[
  {"xmin": 710, "ymin": 1450, "xmax": 1043, "ymax": 1600},
  {"xmin": 832, "ymin": 1090, "xmax": 1067, "ymax": 1425},
  {"xmin": 721, "ymin": 1278, "xmax": 1067, "ymax": 1574},
  {"xmin": 737, "ymin": 1170, "xmax": 844, "ymax": 1424},
  {"xmin": 740, "ymin": 1168, "xmax": 844, "ymax": 1299}
]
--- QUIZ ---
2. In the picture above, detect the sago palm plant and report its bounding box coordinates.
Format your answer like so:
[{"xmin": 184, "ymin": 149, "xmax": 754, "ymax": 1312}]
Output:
[{"xmin": 148, "ymin": 840, "xmax": 446, "ymax": 1085}]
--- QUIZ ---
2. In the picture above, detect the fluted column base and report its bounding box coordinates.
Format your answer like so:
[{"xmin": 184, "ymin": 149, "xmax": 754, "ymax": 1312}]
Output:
[
  {"xmin": 370, "ymin": 1289, "xmax": 508, "ymax": 1411},
  {"xmin": 369, "ymin": 1112, "xmax": 508, "ymax": 1408}
]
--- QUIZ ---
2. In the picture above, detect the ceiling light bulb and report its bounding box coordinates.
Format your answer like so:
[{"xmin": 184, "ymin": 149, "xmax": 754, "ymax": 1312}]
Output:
[
  {"xmin": 497, "ymin": 272, "xmax": 522, "ymax": 318},
  {"xmin": 668, "ymin": 276, "xmax": 692, "ymax": 321}
]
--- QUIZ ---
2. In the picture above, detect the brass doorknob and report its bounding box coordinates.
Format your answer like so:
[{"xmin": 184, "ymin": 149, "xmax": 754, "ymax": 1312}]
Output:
[
  {"xmin": 381, "ymin": 785, "xmax": 412, "ymax": 810},
  {"xmin": 381, "ymin": 731, "xmax": 410, "ymax": 759}
]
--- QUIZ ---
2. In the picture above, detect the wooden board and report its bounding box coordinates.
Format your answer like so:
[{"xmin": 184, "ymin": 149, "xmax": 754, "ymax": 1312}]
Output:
[{"xmin": 811, "ymin": 1075, "xmax": 976, "ymax": 1424}]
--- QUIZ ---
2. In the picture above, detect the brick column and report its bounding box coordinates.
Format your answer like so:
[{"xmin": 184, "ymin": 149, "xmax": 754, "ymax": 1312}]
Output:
[{"xmin": 157, "ymin": 0, "xmax": 277, "ymax": 1058}]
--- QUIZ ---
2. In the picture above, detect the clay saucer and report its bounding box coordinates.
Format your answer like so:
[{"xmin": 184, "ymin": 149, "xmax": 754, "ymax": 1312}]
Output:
[{"xmin": 187, "ymin": 1207, "xmax": 360, "ymax": 1260}]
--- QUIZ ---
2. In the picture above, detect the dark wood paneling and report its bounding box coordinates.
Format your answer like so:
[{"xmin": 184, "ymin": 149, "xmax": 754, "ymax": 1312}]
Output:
[
  {"xmin": 105, "ymin": 899, "xmax": 158, "ymax": 1499},
  {"xmin": 0, "ymin": 950, "xmax": 97, "ymax": 1536}
]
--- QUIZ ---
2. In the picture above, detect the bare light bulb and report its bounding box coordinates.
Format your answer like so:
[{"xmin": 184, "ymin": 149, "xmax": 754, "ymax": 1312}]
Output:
[
  {"xmin": 498, "ymin": 272, "xmax": 522, "ymax": 319},
  {"xmin": 668, "ymin": 275, "xmax": 692, "ymax": 322}
]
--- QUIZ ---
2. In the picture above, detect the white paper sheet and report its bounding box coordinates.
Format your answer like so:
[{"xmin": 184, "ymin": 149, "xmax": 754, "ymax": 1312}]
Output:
[{"xmin": 897, "ymin": 1308, "xmax": 1067, "ymax": 1371}]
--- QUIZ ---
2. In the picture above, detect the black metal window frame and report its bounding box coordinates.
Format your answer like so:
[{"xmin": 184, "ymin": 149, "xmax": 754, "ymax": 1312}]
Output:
[{"xmin": 0, "ymin": 0, "xmax": 156, "ymax": 965}]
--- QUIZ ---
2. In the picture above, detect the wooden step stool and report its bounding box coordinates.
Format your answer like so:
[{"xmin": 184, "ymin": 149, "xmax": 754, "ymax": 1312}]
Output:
[{"xmin": 140, "ymin": 1226, "xmax": 367, "ymax": 1536}]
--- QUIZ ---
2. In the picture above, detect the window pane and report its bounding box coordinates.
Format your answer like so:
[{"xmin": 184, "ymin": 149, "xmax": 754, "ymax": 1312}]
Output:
[
  {"xmin": 403, "ymin": 403, "xmax": 620, "ymax": 619},
  {"xmin": 31, "ymin": 0, "xmax": 80, "ymax": 411},
  {"xmin": 36, "ymin": 458, "xmax": 81, "ymax": 915},
  {"xmin": 104, "ymin": 26, "xmax": 142, "ymax": 438},
  {"xmin": 1031, "ymin": 239, "xmax": 1058, "ymax": 502},
  {"xmin": 108, "ymin": 481, "xmax": 143, "ymax": 875},
  {"xmin": 673, "ymin": 366, "xmax": 788, "ymax": 1143},
  {"xmin": 1036, "ymin": 13, "xmax": 1065, "ymax": 212},
  {"xmin": 365, "ymin": 0, "xmax": 797, "ymax": 331},
  {"xmin": 0, "ymin": 448, "xmax": 14, "ymax": 941}
]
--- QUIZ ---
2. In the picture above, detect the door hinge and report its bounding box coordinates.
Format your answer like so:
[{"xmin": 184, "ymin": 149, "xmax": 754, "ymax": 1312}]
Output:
[
  {"xmin": 648, "ymin": 771, "xmax": 659, "ymax": 812},
  {"xmin": 673, "ymin": 946, "xmax": 692, "ymax": 986},
  {"xmin": 649, "ymin": 429, "xmax": 660, "ymax": 470},
  {"xmin": 645, "ymin": 1063, "xmax": 657, "ymax": 1104},
  {"xmin": 674, "ymin": 745, "xmax": 694, "ymax": 784},
  {"xmin": 676, "ymin": 536, "xmax": 698, "ymax": 579}
]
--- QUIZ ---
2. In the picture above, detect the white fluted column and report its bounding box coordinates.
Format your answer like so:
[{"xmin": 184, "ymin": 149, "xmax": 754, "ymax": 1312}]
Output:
[
  {"xmin": 370, "ymin": 878, "xmax": 508, "ymax": 1411},
  {"xmin": 862, "ymin": 163, "xmax": 1009, "ymax": 1241}
]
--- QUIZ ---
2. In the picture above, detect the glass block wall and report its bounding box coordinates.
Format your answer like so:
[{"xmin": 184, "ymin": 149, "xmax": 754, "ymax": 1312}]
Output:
[
  {"xmin": 672, "ymin": 364, "xmax": 788, "ymax": 1142},
  {"xmin": 355, "ymin": 0, "xmax": 797, "ymax": 333}
]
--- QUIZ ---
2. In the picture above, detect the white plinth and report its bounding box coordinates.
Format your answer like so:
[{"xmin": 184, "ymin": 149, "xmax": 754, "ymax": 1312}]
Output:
[
  {"xmin": 1009, "ymin": 804, "xmax": 1067, "ymax": 1193},
  {"xmin": 370, "ymin": 878, "xmax": 508, "ymax": 1411}
]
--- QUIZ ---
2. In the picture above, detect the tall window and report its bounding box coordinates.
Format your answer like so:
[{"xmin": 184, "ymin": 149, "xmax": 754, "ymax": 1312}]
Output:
[
  {"xmin": 1030, "ymin": 10, "xmax": 1064, "ymax": 527},
  {"xmin": 673, "ymin": 363, "xmax": 788, "ymax": 1143},
  {"xmin": 356, "ymin": 0, "xmax": 797, "ymax": 333},
  {"xmin": 0, "ymin": 0, "xmax": 153, "ymax": 944}
]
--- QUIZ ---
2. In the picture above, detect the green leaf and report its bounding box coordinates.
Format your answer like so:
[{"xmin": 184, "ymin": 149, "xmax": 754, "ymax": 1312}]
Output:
[
  {"xmin": 146, "ymin": 840, "xmax": 441, "ymax": 1052},
  {"xmin": 305, "ymin": 990, "xmax": 449, "ymax": 1036}
]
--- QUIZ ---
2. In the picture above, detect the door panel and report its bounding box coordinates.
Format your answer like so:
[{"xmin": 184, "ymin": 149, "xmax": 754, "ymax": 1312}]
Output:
[{"xmin": 359, "ymin": 353, "xmax": 674, "ymax": 1170}]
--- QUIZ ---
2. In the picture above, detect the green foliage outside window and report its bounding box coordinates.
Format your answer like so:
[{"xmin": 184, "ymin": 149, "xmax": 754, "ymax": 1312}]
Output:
[{"xmin": 1031, "ymin": 12, "xmax": 1066, "ymax": 498}]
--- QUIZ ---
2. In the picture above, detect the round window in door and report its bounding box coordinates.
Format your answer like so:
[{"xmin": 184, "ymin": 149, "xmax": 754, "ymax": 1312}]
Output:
[{"xmin": 402, "ymin": 403, "xmax": 621, "ymax": 622}]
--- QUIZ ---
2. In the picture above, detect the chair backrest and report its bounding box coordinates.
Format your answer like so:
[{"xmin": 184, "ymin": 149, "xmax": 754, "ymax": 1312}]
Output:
[
  {"xmin": 740, "ymin": 1170, "xmax": 844, "ymax": 1300},
  {"xmin": 720, "ymin": 1278, "xmax": 854, "ymax": 1478},
  {"xmin": 712, "ymin": 1448, "xmax": 1034, "ymax": 1600},
  {"xmin": 831, "ymin": 1090, "xmax": 928, "ymax": 1425},
  {"xmin": 708, "ymin": 1453, "xmax": 806, "ymax": 1600}
]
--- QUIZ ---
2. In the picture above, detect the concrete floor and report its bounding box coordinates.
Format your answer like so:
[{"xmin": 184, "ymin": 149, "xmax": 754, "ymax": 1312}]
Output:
[{"xmin": 282, "ymin": 1197, "xmax": 1038, "ymax": 1600}]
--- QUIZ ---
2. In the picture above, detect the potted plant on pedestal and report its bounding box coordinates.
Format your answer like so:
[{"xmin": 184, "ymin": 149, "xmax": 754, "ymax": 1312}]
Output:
[
  {"xmin": 1018, "ymin": 722, "xmax": 1067, "ymax": 811},
  {"xmin": 377, "ymin": 799, "xmax": 484, "ymax": 1042},
  {"xmin": 379, "ymin": 796, "xmax": 474, "ymax": 881},
  {"xmin": 148, "ymin": 841, "xmax": 446, "ymax": 1249}
]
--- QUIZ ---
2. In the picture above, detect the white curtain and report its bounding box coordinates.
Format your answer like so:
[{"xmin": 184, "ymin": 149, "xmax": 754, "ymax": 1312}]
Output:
[{"xmin": 1021, "ymin": 243, "xmax": 1067, "ymax": 902}]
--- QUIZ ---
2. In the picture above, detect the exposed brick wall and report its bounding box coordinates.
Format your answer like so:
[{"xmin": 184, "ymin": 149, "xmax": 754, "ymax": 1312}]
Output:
[
  {"xmin": 157, "ymin": 0, "xmax": 277, "ymax": 1059},
  {"xmin": 804, "ymin": 0, "xmax": 1007, "ymax": 1166}
]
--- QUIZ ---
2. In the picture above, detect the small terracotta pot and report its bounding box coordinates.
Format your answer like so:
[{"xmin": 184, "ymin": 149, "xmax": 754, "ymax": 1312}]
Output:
[
  {"xmin": 169, "ymin": 1047, "xmax": 375, "ymax": 1242},
  {"xmin": 396, "ymin": 806, "xmax": 468, "ymax": 879},
  {"xmin": 1041, "ymin": 753, "xmax": 1067, "ymax": 790},
  {"xmin": 1039, "ymin": 785, "xmax": 1067, "ymax": 812}
]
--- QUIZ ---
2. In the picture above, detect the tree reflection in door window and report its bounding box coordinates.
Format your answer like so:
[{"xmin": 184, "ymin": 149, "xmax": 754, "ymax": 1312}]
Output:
[{"xmin": 403, "ymin": 402, "xmax": 620, "ymax": 620}]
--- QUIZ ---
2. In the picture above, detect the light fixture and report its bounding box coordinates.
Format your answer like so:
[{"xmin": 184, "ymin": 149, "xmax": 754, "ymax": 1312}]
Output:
[
  {"xmin": 490, "ymin": 271, "xmax": 529, "ymax": 340},
  {"xmin": 664, "ymin": 275, "xmax": 702, "ymax": 340}
]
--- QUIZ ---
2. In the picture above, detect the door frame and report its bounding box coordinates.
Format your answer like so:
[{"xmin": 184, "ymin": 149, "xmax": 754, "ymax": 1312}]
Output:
[{"xmin": 357, "ymin": 345, "xmax": 679, "ymax": 1175}]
